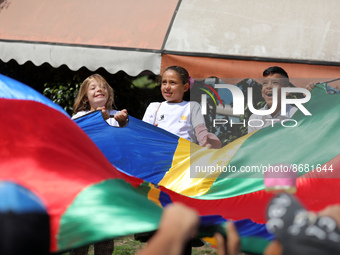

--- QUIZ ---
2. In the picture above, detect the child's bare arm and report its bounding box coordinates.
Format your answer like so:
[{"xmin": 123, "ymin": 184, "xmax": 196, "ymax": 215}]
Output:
[{"xmin": 137, "ymin": 204, "xmax": 199, "ymax": 255}]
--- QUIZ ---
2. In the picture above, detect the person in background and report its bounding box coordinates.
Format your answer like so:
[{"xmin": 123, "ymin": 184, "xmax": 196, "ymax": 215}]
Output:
[
  {"xmin": 248, "ymin": 66, "xmax": 314, "ymax": 134},
  {"xmin": 143, "ymin": 66, "xmax": 221, "ymax": 149},
  {"xmin": 72, "ymin": 73, "xmax": 128, "ymax": 127}
]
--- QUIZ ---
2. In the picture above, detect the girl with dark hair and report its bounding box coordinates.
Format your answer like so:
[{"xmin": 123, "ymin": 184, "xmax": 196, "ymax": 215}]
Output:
[{"xmin": 143, "ymin": 66, "xmax": 221, "ymax": 149}]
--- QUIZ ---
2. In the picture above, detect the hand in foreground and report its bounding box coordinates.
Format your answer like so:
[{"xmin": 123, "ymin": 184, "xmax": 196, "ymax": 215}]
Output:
[
  {"xmin": 137, "ymin": 203, "xmax": 199, "ymax": 255},
  {"xmin": 318, "ymin": 204, "xmax": 340, "ymax": 227},
  {"xmin": 214, "ymin": 222, "xmax": 240, "ymax": 255}
]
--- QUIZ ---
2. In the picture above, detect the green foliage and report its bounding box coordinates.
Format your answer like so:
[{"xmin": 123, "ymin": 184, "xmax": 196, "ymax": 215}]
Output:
[
  {"xmin": 43, "ymin": 82, "xmax": 80, "ymax": 115},
  {"xmin": 132, "ymin": 75, "xmax": 158, "ymax": 89},
  {"xmin": 105, "ymin": 73, "xmax": 162, "ymax": 119}
]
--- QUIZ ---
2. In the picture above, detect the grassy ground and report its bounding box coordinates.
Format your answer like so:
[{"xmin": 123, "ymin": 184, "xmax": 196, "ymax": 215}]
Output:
[
  {"xmin": 114, "ymin": 235, "xmax": 218, "ymax": 255},
  {"xmin": 62, "ymin": 235, "xmax": 218, "ymax": 255}
]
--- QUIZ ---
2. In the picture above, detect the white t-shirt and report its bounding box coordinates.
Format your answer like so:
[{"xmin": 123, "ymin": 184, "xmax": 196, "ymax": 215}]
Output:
[
  {"xmin": 247, "ymin": 104, "xmax": 298, "ymax": 133},
  {"xmin": 142, "ymin": 101, "xmax": 205, "ymax": 142},
  {"xmin": 72, "ymin": 109, "xmax": 120, "ymax": 127}
]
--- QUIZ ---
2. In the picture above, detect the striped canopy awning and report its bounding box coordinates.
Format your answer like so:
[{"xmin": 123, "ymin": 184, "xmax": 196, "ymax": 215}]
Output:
[{"xmin": 1, "ymin": 0, "xmax": 340, "ymax": 81}]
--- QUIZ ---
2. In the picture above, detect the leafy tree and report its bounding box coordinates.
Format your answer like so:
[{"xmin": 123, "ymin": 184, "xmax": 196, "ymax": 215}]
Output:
[{"xmin": 43, "ymin": 82, "xmax": 80, "ymax": 115}]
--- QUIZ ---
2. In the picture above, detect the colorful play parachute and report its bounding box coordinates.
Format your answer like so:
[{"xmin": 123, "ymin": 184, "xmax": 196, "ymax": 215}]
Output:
[
  {"xmin": 1, "ymin": 73, "xmax": 339, "ymax": 254},
  {"xmin": 74, "ymin": 82, "xmax": 340, "ymax": 251},
  {"xmin": 74, "ymin": 82, "xmax": 340, "ymax": 223}
]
